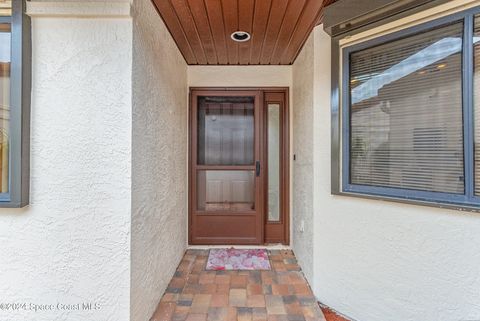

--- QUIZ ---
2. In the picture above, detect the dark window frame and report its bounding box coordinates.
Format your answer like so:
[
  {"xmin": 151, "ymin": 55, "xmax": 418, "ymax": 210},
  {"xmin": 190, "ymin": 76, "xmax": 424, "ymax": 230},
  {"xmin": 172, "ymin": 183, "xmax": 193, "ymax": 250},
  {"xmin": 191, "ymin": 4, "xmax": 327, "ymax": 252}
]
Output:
[
  {"xmin": 333, "ymin": 6, "xmax": 480, "ymax": 211},
  {"xmin": 0, "ymin": 0, "xmax": 31, "ymax": 208}
]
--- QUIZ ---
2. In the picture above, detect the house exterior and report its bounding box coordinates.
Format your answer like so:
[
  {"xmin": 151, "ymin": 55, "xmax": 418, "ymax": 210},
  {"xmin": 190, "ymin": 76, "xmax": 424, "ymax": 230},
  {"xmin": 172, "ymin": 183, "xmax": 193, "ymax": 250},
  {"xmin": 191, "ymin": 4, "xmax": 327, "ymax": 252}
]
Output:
[{"xmin": 1, "ymin": 1, "xmax": 480, "ymax": 321}]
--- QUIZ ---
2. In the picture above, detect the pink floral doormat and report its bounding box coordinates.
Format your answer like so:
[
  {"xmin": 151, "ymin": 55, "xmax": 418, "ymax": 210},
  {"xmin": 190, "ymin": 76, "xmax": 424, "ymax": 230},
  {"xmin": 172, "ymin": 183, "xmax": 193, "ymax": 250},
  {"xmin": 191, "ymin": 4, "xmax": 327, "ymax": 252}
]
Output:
[{"xmin": 206, "ymin": 248, "xmax": 271, "ymax": 271}]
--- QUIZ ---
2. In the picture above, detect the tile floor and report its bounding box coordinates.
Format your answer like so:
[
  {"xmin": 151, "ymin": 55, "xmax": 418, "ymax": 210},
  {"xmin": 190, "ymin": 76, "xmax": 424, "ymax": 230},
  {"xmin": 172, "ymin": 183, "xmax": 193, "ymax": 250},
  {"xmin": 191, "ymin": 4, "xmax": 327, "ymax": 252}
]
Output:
[{"xmin": 150, "ymin": 249, "xmax": 327, "ymax": 321}]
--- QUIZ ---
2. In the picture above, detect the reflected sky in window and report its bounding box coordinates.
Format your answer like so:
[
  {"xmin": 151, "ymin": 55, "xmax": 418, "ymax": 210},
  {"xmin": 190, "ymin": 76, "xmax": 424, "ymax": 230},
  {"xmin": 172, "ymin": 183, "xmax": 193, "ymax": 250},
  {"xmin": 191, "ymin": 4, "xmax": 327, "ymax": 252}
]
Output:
[{"xmin": 351, "ymin": 36, "xmax": 480, "ymax": 105}]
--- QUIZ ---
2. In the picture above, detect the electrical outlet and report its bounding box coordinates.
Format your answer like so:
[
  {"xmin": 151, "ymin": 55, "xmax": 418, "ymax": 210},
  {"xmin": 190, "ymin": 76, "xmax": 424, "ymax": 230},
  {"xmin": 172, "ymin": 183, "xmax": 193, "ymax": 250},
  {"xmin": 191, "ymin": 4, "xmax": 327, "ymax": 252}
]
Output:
[{"xmin": 300, "ymin": 220, "xmax": 305, "ymax": 233}]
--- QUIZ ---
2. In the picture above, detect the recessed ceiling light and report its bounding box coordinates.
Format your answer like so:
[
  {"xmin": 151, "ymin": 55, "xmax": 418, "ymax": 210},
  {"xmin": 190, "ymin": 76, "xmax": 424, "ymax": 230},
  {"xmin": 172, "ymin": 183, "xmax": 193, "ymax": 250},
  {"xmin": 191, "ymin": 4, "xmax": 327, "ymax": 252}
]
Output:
[{"xmin": 231, "ymin": 31, "xmax": 251, "ymax": 42}]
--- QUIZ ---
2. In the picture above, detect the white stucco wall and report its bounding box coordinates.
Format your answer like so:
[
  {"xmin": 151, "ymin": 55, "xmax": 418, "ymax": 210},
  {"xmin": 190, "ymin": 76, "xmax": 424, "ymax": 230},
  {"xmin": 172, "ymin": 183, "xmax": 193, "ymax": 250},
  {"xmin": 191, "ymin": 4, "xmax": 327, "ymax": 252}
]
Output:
[
  {"xmin": 131, "ymin": 0, "xmax": 188, "ymax": 320},
  {"xmin": 292, "ymin": 35, "xmax": 315, "ymax": 281},
  {"xmin": 0, "ymin": 5, "xmax": 132, "ymax": 321},
  {"xmin": 295, "ymin": 24, "xmax": 480, "ymax": 321},
  {"xmin": 188, "ymin": 66, "xmax": 292, "ymax": 88}
]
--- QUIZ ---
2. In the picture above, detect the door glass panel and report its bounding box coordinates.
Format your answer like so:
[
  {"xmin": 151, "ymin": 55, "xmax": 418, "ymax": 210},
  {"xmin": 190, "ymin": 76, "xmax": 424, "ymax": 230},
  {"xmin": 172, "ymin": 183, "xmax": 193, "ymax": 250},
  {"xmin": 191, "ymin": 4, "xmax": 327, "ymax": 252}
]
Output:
[
  {"xmin": 474, "ymin": 15, "xmax": 480, "ymax": 195},
  {"xmin": 268, "ymin": 104, "xmax": 280, "ymax": 222},
  {"xmin": 197, "ymin": 170, "xmax": 255, "ymax": 212},
  {"xmin": 197, "ymin": 96, "xmax": 255, "ymax": 165},
  {"xmin": 0, "ymin": 23, "xmax": 10, "ymax": 193}
]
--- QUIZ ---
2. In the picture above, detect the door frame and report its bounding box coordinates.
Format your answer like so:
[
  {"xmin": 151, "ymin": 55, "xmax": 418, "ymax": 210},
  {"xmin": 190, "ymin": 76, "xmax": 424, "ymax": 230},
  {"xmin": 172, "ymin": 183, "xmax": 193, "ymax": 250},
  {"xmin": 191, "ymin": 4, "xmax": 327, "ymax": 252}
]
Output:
[{"xmin": 188, "ymin": 87, "xmax": 290, "ymax": 245}]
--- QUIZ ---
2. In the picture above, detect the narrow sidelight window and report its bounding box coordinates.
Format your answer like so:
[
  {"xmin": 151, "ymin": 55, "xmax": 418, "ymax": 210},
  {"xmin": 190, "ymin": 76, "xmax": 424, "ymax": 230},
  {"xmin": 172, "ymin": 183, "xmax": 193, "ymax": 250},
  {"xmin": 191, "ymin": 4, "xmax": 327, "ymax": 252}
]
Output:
[{"xmin": 267, "ymin": 103, "xmax": 280, "ymax": 222}]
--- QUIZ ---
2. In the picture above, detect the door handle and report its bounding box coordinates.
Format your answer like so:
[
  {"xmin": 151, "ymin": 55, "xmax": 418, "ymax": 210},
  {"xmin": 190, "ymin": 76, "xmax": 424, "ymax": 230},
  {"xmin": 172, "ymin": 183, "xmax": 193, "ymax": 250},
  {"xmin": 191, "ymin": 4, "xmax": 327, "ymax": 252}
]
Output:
[{"xmin": 256, "ymin": 161, "xmax": 261, "ymax": 177}]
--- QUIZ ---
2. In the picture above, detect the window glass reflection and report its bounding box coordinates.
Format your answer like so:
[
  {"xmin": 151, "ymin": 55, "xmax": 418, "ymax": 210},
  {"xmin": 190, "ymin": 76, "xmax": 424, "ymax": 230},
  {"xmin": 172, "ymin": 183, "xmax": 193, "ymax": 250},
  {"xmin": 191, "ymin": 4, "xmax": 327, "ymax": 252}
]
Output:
[
  {"xmin": 197, "ymin": 96, "xmax": 255, "ymax": 166},
  {"xmin": 349, "ymin": 22, "xmax": 464, "ymax": 194},
  {"xmin": 474, "ymin": 16, "xmax": 480, "ymax": 195},
  {"xmin": 268, "ymin": 104, "xmax": 280, "ymax": 222},
  {"xmin": 0, "ymin": 23, "xmax": 10, "ymax": 193}
]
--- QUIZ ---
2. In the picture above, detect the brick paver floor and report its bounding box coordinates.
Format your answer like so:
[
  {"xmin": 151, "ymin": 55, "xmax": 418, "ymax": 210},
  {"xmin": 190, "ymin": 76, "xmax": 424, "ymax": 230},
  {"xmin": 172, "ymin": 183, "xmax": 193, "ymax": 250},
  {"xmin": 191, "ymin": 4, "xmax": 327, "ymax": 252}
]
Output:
[{"xmin": 150, "ymin": 249, "xmax": 327, "ymax": 321}]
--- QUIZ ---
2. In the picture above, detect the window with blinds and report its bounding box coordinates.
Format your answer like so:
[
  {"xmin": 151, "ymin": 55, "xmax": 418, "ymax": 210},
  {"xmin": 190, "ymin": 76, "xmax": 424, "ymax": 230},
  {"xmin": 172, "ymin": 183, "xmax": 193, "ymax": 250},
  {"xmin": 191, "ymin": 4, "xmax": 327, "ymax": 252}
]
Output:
[
  {"xmin": 349, "ymin": 22, "xmax": 465, "ymax": 194},
  {"xmin": 474, "ymin": 15, "xmax": 480, "ymax": 196},
  {"xmin": 339, "ymin": 6, "xmax": 480, "ymax": 208}
]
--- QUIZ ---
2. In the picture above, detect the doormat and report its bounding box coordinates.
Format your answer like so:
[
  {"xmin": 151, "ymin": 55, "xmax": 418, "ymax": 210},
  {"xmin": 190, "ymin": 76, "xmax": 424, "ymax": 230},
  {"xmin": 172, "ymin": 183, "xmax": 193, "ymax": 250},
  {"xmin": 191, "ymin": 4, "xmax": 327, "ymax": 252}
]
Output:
[{"xmin": 206, "ymin": 248, "xmax": 271, "ymax": 271}]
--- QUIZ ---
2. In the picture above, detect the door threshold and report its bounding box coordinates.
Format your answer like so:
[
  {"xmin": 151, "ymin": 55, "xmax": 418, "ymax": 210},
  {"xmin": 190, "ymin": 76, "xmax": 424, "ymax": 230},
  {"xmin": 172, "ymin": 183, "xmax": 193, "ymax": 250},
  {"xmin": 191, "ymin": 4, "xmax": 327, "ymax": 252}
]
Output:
[{"xmin": 187, "ymin": 244, "xmax": 291, "ymax": 250}]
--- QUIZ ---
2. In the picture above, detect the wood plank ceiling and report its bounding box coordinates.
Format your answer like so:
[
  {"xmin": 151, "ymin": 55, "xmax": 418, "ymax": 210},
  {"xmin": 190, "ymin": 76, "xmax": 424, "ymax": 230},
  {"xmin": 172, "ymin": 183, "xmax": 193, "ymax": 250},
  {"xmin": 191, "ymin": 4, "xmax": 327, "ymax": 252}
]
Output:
[{"xmin": 152, "ymin": 0, "xmax": 336, "ymax": 65}]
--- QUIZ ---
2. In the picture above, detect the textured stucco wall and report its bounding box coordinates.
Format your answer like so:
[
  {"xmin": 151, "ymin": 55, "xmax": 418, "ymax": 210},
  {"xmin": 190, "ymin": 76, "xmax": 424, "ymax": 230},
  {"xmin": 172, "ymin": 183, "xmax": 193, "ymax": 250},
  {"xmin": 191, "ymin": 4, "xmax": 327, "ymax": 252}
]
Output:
[
  {"xmin": 188, "ymin": 66, "xmax": 292, "ymax": 88},
  {"xmin": 292, "ymin": 36, "xmax": 315, "ymax": 282},
  {"xmin": 0, "ymin": 14, "xmax": 132, "ymax": 321},
  {"xmin": 298, "ymin": 25, "xmax": 480, "ymax": 321},
  {"xmin": 131, "ymin": 0, "xmax": 188, "ymax": 320}
]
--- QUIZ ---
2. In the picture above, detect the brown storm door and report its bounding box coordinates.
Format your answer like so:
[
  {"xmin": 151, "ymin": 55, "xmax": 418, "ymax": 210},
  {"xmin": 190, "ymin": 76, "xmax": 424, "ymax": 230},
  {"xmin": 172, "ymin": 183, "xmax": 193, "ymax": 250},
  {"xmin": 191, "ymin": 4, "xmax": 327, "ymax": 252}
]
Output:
[{"xmin": 189, "ymin": 89, "xmax": 289, "ymax": 245}]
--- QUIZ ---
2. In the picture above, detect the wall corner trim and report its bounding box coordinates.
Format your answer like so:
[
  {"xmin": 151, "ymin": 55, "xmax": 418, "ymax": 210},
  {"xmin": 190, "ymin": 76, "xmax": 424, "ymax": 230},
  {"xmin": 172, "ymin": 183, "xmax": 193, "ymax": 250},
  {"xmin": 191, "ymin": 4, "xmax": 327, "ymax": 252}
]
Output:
[{"xmin": 26, "ymin": 1, "xmax": 132, "ymax": 18}]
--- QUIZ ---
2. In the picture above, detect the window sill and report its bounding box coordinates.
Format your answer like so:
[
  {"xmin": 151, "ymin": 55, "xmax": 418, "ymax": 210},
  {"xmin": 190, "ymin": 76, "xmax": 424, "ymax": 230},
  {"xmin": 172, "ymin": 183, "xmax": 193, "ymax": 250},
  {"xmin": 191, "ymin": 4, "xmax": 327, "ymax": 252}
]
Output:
[{"xmin": 333, "ymin": 189, "xmax": 480, "ymax": 213}]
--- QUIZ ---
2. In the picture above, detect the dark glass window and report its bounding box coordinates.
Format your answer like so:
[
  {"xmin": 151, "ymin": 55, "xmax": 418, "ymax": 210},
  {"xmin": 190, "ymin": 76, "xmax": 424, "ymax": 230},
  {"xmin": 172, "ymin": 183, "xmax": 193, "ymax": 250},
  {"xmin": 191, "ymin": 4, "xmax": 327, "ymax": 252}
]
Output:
[
  {"xmin": 341, "ymin": 7, "xmax": 480, "ymax": 208},
  {"xmin": 197, "ymin": 96, "xmax": 255, "ymax": 166},
  {"xmin": 0, "ymin": 0, "xmax": 31, "ymax": 207},
  {"xmin": 0, "ymin": 22, "xmax": 10, "ymax": 193},
  {"xmin": 349, "ymin": 22, "xmax": 465, "ymax": 194},
  {"xmin": 474, "ymin": 15, "xmax": 480, "ymax": 195}
]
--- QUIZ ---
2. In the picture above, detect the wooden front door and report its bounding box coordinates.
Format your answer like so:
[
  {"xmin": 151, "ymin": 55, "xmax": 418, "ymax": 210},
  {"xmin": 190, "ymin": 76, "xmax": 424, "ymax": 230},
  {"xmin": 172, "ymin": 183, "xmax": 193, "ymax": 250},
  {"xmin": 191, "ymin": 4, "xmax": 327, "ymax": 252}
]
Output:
[{"xmin": 189, "ymin": 89, "xmax": 289, "ymax": 245}]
